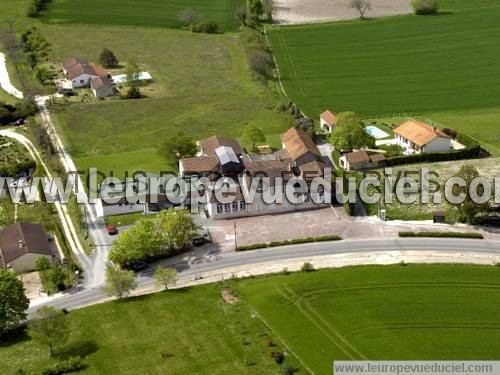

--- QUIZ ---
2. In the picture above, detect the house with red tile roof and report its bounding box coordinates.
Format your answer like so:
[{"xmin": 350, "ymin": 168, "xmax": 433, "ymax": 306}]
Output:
[
  {"xmin": 394, "ymin": 120, "xmax": 451, "ymax": 153},
  {"xmin": 320, "ymin": 110, "xmax": 337, "ymax": 133}
]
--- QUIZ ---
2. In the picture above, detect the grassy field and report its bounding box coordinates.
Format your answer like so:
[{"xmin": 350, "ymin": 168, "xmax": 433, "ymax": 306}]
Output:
[
  {"xmin": 269, "ymin": 0, "xmax": 500, "ymax": 154},
  {"xmin": 235, "ymin": 265, "xmax": 500, "ymax": 374},
  {"xmin": 41, "ymin": 0, "xmax": 245, "ymax": 31},
  {"xmin": 0, "ymin": 284, "xmax": 299, "ymax": 374},
  {"xmin": 39, "ymin": 25, "xmax": 292, "ymax": 179}
]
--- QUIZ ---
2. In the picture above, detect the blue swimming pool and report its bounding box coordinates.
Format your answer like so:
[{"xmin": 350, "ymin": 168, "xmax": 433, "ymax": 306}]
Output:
[{"xmin": 365, "ymin": 125, "xmax": 389, "ymax": 139}]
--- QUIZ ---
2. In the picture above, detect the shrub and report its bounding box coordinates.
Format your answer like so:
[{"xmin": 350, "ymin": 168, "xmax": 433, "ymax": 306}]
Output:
[
  {"xmin": 99, "ymin": 48, "xmax": 119, "ymax": 68},
  {"xmin": 301, "ymin": 262, "xmax": 315, "ymax": 272},
  {"xmin": 399, "ymin": 231, "xmax": 484, "ymax": 239},
  {"xmin": 42, "ymin": 356, "xmax": 84, "ymax": 375},
  {"xmin": 190, "ymin": 20, "xmax": 219, "ymax": 34},
  {"xmin": 121, "ymin": 85, "xmax": 142, "ymax": 99},
  {"xmin": 281, "ymin": 364, "xmax": 298, "ymax": 375},
  {"xmin": 271, "ymin": 351, "xmax": 285, "ymax": 365},
  {"xmin": 412, "ymin": 0, "xmax": 439, "ymax": 15}
]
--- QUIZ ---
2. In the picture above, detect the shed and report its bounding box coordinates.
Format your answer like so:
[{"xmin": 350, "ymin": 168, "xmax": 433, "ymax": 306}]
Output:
[{"xmin": 215, "ymin": 146, "xmax": 243, "ymax": 176}]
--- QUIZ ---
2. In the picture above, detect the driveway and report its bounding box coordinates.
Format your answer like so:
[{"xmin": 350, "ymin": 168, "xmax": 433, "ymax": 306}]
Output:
[{"xmin": 0, "ymin": 53, "xmax": 23, "ymax": 98}]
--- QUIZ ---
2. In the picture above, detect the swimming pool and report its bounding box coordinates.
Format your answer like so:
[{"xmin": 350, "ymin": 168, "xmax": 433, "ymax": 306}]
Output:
[{"xmin": 365, "ymin": 125, "xmax": 389, "ymax": 139}]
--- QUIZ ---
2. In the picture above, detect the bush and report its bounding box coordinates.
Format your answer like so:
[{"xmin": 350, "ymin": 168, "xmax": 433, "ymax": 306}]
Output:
[
  {"xmin": 281, "ymin": 364, "xmax": 298, "ymax": 375},
  {"xmin": 190, "ymin": 20, "xmax": 219, "ymax": 34},
  {"xmin": 27, "ymin": 0, "xmax": 51, "ymax": 17},
  {"xmin": 99, "ymin": 48, "xmax": 119, "ymax": 68},
  {"xmin": 236, "ymin": 235, "xmax": 342, "ymax": 251},
  {"xmin": 271, "ymin": 351, "xmax": 285, "ymax": 365},
  {"xmin": 121, "ymin": 85, "xmax": 142, "ymax": 99},
  {"xmin": 42, "ymin": 356, "xmax": 84, "ymax": 375},
  {"xmin": 399, "ymin": 231, "xmax": 484, "ymax": 239},
  {"xmin": 301, "ymin": 262, "xmax": 315, "ymax": 272},
  {"xmin": 412, "ymin": 0, "xmax": 439, "ymax": 15}
]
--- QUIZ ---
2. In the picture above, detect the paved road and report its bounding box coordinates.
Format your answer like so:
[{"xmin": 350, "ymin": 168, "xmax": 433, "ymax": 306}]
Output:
[{"xmin": 28, "ymin": 237, "xmax": 500, "ymax": 314}]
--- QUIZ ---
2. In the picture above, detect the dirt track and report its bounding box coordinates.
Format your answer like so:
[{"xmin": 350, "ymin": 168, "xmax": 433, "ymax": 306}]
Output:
[{"xmin": 272, "ymin": 0, "xmax": 413, "ymax": 25}]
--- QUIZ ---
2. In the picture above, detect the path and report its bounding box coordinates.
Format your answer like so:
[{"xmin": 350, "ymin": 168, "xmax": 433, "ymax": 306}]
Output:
[
  {"xmin": 0, "ymin": 53, "xmax": 23, "ymax": 99},
  {"xmin": 0, "ymin": 129, "xmax": 93, "ymax": 280}
]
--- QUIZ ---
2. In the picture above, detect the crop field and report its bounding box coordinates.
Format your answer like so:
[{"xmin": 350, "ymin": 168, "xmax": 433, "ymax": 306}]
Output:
[
  {"xmin": 41, "ymin": 0, "xmax": 245, "ymax": 31},
  {"xmin": 235, "ymin": 265, "xmax": 500, "ymax": 374},
  {"xmin": 269, "ymin": 0, "xmax": 500, "ymax": 154}
]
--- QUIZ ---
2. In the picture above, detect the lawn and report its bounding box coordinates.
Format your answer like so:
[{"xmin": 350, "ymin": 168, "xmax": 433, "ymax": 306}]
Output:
[
  {"xmin": 41, "ymin": 0, "xmax": 245, "ymax": 31},
  {"xmin": 235, "ymin": 265, "xmax": 500, "ymax": 374},
  {"xmin": 0, "ymin": 284, "xmax": 299, "ymax": 374},
  {"xmin": 268, "ymin": 0, "xmax": 500, "ymax": 154},
  {"xmin": 41, "ymin": 26, "xmax": 292, "ymax": 179}
]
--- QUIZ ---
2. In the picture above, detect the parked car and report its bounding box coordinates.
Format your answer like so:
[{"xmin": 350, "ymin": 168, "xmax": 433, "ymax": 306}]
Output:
[
  {"xmin": 13, "ymin": 118, "xmax": 26, "ymax": 126},
  {"xmin": 106, "ymin": 224, "xmax": 118, "ymax": 235},
  {"xmin": 127, "ymin": 262, "xmax": 149, "ymax": 272},
  {"xmin": 192, "ymin": 231, "xmax": 212, "ymax": 247}
]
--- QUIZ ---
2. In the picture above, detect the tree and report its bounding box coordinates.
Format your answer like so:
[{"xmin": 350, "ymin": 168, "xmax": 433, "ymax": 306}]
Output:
[
  {"xmin": 28, "ymin": 307, "xmax": 69, "ymax": 357},
  {"xmin": 452, "ymin": 164, "xmax": 490, "ymax": 224},
  {"xmin": 108, "ymin": 219, "xmax": 164, "ymax": 266},
  {"xmin": 247, "ymin": 50, "xmax": 274, "ymax": 82},
  {"xmin": 157, "ymin": 209, "xmax": 200, "ymax": 253},
  {"xmin": 0, "ymin": 269, "xmax": 29, "ymax": 334},
  {"xmin": 236, "ymin": 6, "xmax": 247, "ymax": 25},
  {"xmin": 99, "ymin": 48, "xmax": 119, "ymax": 68},
  {"xmin": 154, "ymin": 267, "xmax": 177, "ymax": 290},
  {"xmin": 35, "ymin": 256, "xmax": 52, "ymax": 271},
  {"xmin": 350, "ymin": 0, "xmax": 372, "ymax": 19},
  {"xmin": 178, "ymin": 8, "xmax": 201, "ymax": 25},
  {"xmin": 158, "ymin": 131, "xmax": 197, "ymax": 165},
  {"xmin": 125, "ymin": 60, "xmax": 140, "ymax": 83},
  {"xmin": 122, "ymin": 84, "xmax": 142, "ymax": 99},
  {"xmin": 103, "ymin": 265, "xmax": 137, "ymax": 299},
  {"xmin": 412, "ymin": 0, "xmax": 439, "ymax": 15},
  {"xmin": 330, "ymin": 112, "xmax": 375, "ymax": 151},
  {"xmin": 241, "ymin": 123, "xmax": 265, "ymax": 152}
]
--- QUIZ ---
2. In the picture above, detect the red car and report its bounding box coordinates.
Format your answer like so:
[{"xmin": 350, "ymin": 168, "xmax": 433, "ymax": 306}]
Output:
[{"xmin": 106, "ymin": 225, "xmax": 118, "ymax": 235}]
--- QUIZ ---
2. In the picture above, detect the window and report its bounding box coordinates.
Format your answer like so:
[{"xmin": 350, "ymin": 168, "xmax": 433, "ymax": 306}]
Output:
[
  {"xmin": 239, "ymin": 201, "xmax": 246, "ymax": 211},
  {"xmin": 217, "ymin": 204, "xmax": 223, "ymax": 214},
  {"xmin": 224, "ymin": 203, "xmax": 231, "ymax": 213},
  {"xmin": 232, "ymin": 202, "xmax": 238, "ymax": 212},
  {"xmin": 80, "ymin": 79, "xmax": 84, "ymax": 84}
]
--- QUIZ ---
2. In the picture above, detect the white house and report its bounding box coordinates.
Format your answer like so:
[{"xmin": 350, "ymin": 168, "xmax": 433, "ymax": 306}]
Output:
[
  {"xmin": 320, "ymin": 110, "xmax": 337, "ymax": 133},
  {"xmin": 0, "ymin": 222, "xmax": 56, "ymax": 273},
  {"xmin": 394, "ymin": 120, "xmax": 452, "ymax": 153},
  {"xmin": 63, "ymin": 58, "xmax": 108, "ymax": 88}
]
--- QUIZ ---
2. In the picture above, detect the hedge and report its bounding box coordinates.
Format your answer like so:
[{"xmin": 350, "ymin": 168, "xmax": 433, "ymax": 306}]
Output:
[
  {"xmin": 398, "ymin": 231, "xmax": 484, "ymax": 239},
  {"xmin": 236, "ymin": 235, "xmax": 342, "ymax": 251},
  {"xmin": 385, "ymin": 145, "xmax": 484, "ymax": 166}
]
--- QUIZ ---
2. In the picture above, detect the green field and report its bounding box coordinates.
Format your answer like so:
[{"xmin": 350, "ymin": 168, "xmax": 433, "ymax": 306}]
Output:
[
  {"xmin": 269, "ymin": 0, "xmax": 500, "ymax": 154},
  {"xmin": 2, "ymin": 265, "xmax": 500, "ymax": 374},
  {"xmin": 0, "ymin": 284, "xmax": 299, "ymax": 374},
  {"xmin": 42, "ymin": 26, "xmax": 292, "ymax": 178},
  {"xmin": 235, "ymin": 265, "xmax": 500, "ymax": 374},
  {"xmin": 41, "ymin": 0, "xmax": 245, "ymax": 31}
]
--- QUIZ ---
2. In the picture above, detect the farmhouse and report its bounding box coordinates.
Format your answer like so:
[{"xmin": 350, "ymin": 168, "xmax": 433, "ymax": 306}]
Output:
[
  {"xmin": 0, "ymin": 222, "xmax": 55, "ymax": 273},
  {"xmin": 339, "ymin": 150, "xmax": 385, "ymax": 171},
  {"xmin": 91, "ymin": 76, "xmax": 115, "ymax": 98},
  {"xmin": 180, "ymin": 128, "xmax": 330, "ymax": 220},
  {"xmin": 320, "ymin": 110, "xmax": 337, "ymax": 133},
  {"xmin": 62, "ymin": 57, "xmax": 108, "ymax": 88}
]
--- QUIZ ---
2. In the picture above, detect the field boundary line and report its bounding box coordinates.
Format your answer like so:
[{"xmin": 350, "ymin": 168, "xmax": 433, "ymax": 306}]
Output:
[
  {"xmin": 283, "ymin": 285, "xmax": 367, "ymax": 360},
  {"xmin": 276, "ymin": 285, "xmax": 358, "ymax": 360},
  {"xmin": 263, "ymin": 27, "xmax": 288, "ymax": 98}
]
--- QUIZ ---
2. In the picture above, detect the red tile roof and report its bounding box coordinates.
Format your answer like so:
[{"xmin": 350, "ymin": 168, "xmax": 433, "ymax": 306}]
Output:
[
  {"xmin": 281, "ymin": 127, "xmax": 322, "ymax": 161},
  {"xmin": 394, "ymin": 120, "xmax": 450, "ymax": 147},
  {"xmin": 320, "ymin": 110, "xmax": 337, "ymax": 126}
]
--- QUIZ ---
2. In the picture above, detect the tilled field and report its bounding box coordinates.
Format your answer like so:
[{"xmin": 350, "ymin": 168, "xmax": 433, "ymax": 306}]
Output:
[{"xmin": 272, "ymin": 0, "xmax": 413, "ymax": 24}]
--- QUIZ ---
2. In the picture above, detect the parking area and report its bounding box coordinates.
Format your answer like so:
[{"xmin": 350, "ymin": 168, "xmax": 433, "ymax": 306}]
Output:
[{"xmin": 204, "ymin": 207, "xmax": 348, "ymax": 249}]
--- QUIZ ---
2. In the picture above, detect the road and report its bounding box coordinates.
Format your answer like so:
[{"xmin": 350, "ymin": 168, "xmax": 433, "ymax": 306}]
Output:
[{"xmin": 28, "ymin": 237, "xmax": 500, "ymax": 314}]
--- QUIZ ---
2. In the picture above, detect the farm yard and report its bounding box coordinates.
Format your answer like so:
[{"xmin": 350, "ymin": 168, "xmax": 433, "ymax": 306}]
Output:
[
  {"xmin": 41, "ymin": 0, "xmax": 246, "ymax": 31},
  {"xmin": 272, "ymin": 0, "xmax": 413, "ymax": 25},
  {"xmin": 269, "ymin": 0, "xmax": 500, "ymax": 155},
  {"xmin": 235, "ymin": 265, "xmax": 500, "ymax": 374}
]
